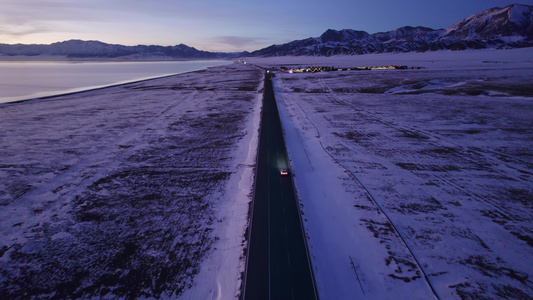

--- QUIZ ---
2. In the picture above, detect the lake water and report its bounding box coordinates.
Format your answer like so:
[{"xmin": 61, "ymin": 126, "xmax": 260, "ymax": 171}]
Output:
[{"xmin": 0, "ymin": 60, "xmax": 231, "ymax": 104}]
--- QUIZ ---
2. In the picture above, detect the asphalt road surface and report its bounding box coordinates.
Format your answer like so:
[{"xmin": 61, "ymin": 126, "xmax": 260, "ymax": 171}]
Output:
[{"xmin": 244, "ymin": 72, "xmax": 317, "ymax": 300}]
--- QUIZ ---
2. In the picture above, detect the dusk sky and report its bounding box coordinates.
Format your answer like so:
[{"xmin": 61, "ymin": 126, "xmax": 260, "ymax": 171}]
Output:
[{"xmin": 1, "ymin": 0, "xmax": 530, "ymax": 52}]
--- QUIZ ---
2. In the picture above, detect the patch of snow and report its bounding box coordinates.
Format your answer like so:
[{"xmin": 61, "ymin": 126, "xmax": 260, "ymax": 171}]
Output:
[
  {"xmin": 509, "ymin": 4, "xmax": 532, "ymax": 25},
  {"xmin": 180, "ymin": 72, "xmax": 263, "ymax": 300}
]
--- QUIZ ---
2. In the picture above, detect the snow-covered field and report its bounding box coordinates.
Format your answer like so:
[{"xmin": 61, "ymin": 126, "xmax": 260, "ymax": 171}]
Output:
[
  {"xmin": 249, "ymin": 48, "xmax": 533, "ymax": 299},
  {"xmin": 1, "ymin": 49, "xmax": 532, "ymax": 300},
  {"xmin": 0, "ymin": 63, "xmax": 262, "ymax": 299}
]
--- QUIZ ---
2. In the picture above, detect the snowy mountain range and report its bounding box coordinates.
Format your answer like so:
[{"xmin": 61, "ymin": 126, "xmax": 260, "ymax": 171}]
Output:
[
  {"xmin": 0, "ymin": 40, "xmax": 244, "ymax": 59},
  {"xmin": 1, "ymin": 4, "xmax": 531, "ymax": 59},
  {"xmin": 249, "ymin": 4, "xmax": 533, "ymax": 56}
]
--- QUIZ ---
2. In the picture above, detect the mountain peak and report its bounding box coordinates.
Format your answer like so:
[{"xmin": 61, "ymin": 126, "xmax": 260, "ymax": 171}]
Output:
[
  {"xmin": 443, "ymin": 4, "xmax": 533, "ymax": 40},
  {"xmin": 508, "ymin": 3, "xmax": 533, "ymax": 26},
  {"xmin": 320, "ymin": 29, "xmax": 369, "ymax": 43}
]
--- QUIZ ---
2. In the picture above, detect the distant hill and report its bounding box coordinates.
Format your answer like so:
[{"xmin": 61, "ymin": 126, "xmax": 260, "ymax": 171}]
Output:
[
  {"xmin": 0, "ymin": 40, "xmax": 245, "ymax": 60},
  {"xmin": 249, "ymin": 4, "xmax": 533, "ymax": 56}
]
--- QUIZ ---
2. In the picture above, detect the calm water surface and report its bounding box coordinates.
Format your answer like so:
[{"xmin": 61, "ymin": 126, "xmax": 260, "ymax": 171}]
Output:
[{"xmin": 0, "ymin": 60, "xmax": 231, "ymax": 103}]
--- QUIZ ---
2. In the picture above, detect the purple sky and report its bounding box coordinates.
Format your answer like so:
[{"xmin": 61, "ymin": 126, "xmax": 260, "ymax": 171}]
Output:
[{"xmin": 0, "ymin": 0, "xmax": 529, "ymax": 52}]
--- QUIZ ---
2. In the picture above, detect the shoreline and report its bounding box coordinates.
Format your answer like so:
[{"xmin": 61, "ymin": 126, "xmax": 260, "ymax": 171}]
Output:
[
  {"xmin": 0, "ymin": 54, "xmax": 234, "ymax": 62},
  {"xmin": 0, "ymin": 60, "xmax": 234, "ymax": 106},
  {"xmin": 0, "ymin": 73, "xmax": 179, "ymax": 106}
]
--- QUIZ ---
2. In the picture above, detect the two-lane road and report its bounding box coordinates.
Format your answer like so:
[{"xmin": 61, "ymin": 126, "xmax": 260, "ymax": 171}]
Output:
[{"xmin": 244, "ymin": 72, "xmax": 317, "ymax": 300}]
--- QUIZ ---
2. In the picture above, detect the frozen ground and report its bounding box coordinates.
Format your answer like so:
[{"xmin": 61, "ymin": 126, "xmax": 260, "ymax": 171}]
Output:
[
  {"xmin": 1, "ymin": 49, "xmax": 532, "ymax": 300},
  {"xmin": 0, "ymin": 63, "xmax": 262, "ymax": 299},
  {"xmin": 249, "ymin": 49, "xmax": 533, "ymax": 299}
]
